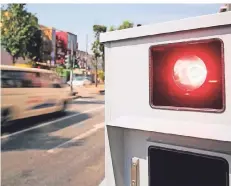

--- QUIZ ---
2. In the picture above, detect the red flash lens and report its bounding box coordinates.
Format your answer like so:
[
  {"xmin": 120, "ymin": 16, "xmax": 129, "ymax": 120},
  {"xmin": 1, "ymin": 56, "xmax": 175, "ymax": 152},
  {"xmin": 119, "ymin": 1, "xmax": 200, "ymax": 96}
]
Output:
[
  {"xmin": 149, "ymin": 38, "xmax": 225, "ymax": 112},
  {"xmin": 173, "ymin": 55, "xmax": 207, "ymax": 91}
]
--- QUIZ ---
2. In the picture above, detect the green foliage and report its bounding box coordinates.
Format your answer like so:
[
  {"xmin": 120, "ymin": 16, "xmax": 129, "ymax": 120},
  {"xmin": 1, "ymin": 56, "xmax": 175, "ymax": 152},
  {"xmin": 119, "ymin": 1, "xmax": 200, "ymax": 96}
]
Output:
[
  {"xmin": 92, "ymin": 40, "xmax": 101, "ymax": 59},
  {"xmin": 26, "ymin": 28, "xmax": 42, "ymax": 62},
  {"xmin": 118, "ymin": 20, "xmax": 134, "ymax": 30},
  {"xmin": 98, "ymin": 70, "xmax": 105, "ymax": 82},
  {"xmin": 92, "ymin": 24, "xmax": 107, "ymax": 75},
  {"xmin": 108, "ymin": 20, "xmax": 134, "ymax": 32},
  {"xmin": 55, "ymin": 66, "xmax": 65, "ymax": 77},
  {"xmin": 1, "ymin": 4, "xmax": 40, "ymax": 63},
  {"xmin": 26, "ymin": 60, "xmax": 37, "ymax": 67},
  {"xmin": 109, "ymin": 26, "xmax": 116, "ymax": 31},
  {"xmin": 93, "ymin": 25, "xmax": 107, "ymax": 39},
  {"xmin": 92, "ymin": 25, "xmax": 107, "ymax": 60}
]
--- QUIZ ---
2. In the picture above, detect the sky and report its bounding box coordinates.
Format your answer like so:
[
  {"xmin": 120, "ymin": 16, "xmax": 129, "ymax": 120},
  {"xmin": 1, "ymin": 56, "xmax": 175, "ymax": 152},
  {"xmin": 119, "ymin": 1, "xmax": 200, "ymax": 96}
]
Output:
[{"xmin": 27, "ymin": 4, "xmax": 222, "ymax": 53}]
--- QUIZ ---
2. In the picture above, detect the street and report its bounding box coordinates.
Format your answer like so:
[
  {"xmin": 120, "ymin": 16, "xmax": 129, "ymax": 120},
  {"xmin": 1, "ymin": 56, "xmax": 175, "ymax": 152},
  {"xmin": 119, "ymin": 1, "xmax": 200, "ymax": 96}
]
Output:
[{"xmin": 1, "ymin": 93, "xmax": 105, "ymax": 186}]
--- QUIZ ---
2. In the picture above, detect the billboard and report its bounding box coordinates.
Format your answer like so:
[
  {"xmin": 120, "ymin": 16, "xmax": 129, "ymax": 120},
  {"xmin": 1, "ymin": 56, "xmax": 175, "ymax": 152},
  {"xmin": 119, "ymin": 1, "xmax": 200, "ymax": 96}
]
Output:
[
  {"xmin": 67, "ymin": 32, "xmax": 77, "ymax": 51},
  {"xmin": 56, "ymin": 31, "xmax": 68, "ymax": 49},
  {"xmin": 51, "ymin": 28, "xmax": 56, "ymax": 66},
  {"xmin": 40, "ymin": 25, "xmax": 54, "ymax": 63},
  {"xmin": 56, "ymin": 31, "xmax": 68, "ymax": 64},
  {"xmin": 40, "ymin": 25, "xmax": 52, "ymax": 40}
]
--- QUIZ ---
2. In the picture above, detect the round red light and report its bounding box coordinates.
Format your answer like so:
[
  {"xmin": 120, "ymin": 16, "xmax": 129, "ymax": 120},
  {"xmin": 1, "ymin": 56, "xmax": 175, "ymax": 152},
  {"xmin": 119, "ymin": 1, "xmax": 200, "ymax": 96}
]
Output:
[{"xmin": 173, "ymin": 55, "xmax": 207, "ymax": 91}]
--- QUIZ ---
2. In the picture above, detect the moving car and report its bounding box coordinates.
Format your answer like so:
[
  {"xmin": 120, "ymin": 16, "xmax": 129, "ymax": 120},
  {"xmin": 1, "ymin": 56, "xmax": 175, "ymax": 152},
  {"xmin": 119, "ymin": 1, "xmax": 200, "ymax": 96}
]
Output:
[{"xmin": 1, "ymin": 65, "xmax": 72, "ymax": 126}]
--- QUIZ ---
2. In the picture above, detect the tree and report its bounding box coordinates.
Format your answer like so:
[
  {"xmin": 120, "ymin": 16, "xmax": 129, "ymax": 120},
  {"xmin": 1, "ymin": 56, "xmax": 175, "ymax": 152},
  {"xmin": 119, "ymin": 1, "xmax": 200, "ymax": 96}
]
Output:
[
  {"xmin": 109, "ymin": 26, "xmax": 116, "ymax": 31},
  {"xmin": 92, "ymin": 25, "xmax": 107, "ymax": 87},
  {"xmin": 108, "ymin": 20, "xmax": 134, "ymax": 32},
  {"xmin": 1, "ymin": 4, "xmax": 40, "ymax": 64},
  {"xmin": 91, "ymin": 40, "xmax": 101, "ymax": 87},
  {"xmin": 26, "ymin": 27, "xmax": 42, "ymax": 62},
  {"xmin": 93, "ymin": 25, "xmax": 107, "ymax": 39},
  {"xmin": 118, "ymin": 20, "xmax": 134, "ymax": 30},
  {"xmin": 98, "ymin": 70, "xmax": 105, "ymax": 82}
]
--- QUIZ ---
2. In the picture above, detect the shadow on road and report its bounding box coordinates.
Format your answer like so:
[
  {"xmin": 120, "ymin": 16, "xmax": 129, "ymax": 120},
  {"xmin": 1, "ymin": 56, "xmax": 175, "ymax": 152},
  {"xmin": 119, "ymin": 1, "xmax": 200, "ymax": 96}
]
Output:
[
  {"xmin": 1, "ymin": 133, "xmax": 86, "ymax": 152},
  {"xmin": 2, "ymin": 111, "xmax": 73, "ymax": 135},
  {"xmin": 1, "ymin": 111, "xmax": 92, "ymax": 152}
]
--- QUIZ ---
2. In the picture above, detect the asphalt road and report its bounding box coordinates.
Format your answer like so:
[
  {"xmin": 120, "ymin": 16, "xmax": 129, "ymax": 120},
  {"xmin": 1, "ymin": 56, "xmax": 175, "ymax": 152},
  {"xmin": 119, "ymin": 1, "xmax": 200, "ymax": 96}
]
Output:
[{"xmin": 1, "ymin": 94, "xmax": 105, "ymax": 186}]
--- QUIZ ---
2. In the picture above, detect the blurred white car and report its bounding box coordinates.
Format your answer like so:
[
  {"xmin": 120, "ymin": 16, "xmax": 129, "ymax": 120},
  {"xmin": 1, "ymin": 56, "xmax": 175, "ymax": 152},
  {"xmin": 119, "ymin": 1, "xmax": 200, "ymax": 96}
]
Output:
[{"xmin": 67, "ymin": 76, "xmax": 92, "ymax": 87}]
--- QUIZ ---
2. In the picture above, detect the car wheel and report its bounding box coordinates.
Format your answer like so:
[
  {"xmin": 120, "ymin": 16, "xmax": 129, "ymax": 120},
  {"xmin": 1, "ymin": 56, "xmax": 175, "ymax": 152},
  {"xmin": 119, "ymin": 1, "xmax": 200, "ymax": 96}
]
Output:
[{"xmin": 1, "ymin": 108, "xmax": 13, "ymax": 127}]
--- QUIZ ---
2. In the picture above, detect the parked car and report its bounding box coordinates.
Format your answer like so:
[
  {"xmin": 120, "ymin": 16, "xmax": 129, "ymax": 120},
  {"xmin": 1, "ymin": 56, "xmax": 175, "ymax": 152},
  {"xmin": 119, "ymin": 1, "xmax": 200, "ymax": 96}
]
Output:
[{"xmin": 67, "ymin": 76, "xmax": 92, "ymax": 87}]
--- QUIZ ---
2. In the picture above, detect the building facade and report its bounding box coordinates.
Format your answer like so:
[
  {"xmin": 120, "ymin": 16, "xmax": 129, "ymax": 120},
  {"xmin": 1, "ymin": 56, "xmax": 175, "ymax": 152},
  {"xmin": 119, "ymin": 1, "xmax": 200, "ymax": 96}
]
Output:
[
  {"xmin": 56, "ymin": 31, "xmax": 78, "ymax": 65},
  {"xmin": 56, "ymin": 31, "xmax": 68, "ymax": 65},
  {"xmin": 67, "ymin": 32, "xmax": 78, "ymax": 51},
  {"xmin": 2, "ymin": 24, "xmax": 78, "ymax": 68},
  {"xmin": 40, "ymin": 25, "xmax": 56, "ymax": 66}
]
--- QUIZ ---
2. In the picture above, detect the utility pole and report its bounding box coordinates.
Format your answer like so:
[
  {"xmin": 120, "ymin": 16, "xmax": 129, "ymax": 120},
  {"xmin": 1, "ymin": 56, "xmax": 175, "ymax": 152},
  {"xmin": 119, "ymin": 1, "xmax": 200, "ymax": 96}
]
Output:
[
  {"xmin": 85, "ymin": 34, "xmax": 88, "ymax": 75},
  {"xmin": 95, "ymin": 57, "xmax": 98, "ymax": 87},
  {"xmin": 86, "ymin": 34, "xmax": 88, "ymax": 54}
]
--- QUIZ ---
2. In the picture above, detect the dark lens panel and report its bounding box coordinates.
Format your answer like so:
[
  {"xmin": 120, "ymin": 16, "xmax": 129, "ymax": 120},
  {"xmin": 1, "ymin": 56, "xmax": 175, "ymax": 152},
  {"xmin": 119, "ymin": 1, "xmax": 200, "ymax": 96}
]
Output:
[
  {"xmin": 148, "ymin": 146, "xmax": 229, "ymax": 186},
  {"xmin": 149, "ymin": 39, "xmax": 225, "ymax": 112}
]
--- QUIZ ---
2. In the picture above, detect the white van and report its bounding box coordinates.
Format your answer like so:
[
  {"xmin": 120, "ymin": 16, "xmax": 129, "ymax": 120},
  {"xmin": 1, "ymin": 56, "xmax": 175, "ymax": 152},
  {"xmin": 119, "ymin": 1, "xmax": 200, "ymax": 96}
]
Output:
[{"xmin": 1, "ymin": 65, "xmax": 72, "ymax": 126}]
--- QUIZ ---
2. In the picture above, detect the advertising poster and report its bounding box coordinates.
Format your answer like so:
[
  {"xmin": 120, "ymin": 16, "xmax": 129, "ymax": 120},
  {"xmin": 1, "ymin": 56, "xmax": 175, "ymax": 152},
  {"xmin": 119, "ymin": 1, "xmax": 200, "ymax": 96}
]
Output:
[
  {"xmin": 67, "ymin": 33, "xmax": 77, "ymax": 51},
  {"xmin": 51, "ymin": 28, "xmax": 56, "ymax": 66}
]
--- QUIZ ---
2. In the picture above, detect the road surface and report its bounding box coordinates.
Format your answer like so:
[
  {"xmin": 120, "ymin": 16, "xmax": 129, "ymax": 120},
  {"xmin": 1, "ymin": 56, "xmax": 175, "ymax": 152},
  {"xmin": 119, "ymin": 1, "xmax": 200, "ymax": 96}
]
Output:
[{"xmin": 1, "ymin": 94, "xmax": 105, "ymax": 186}]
